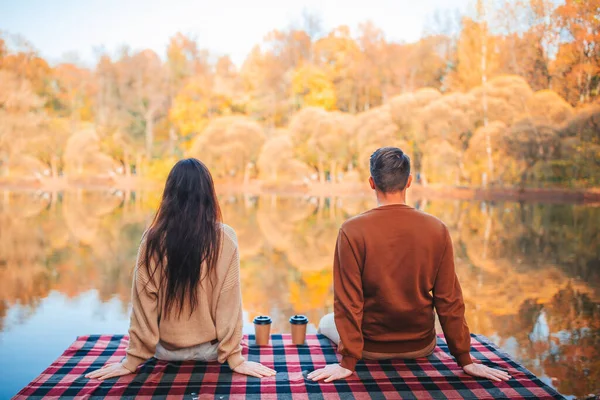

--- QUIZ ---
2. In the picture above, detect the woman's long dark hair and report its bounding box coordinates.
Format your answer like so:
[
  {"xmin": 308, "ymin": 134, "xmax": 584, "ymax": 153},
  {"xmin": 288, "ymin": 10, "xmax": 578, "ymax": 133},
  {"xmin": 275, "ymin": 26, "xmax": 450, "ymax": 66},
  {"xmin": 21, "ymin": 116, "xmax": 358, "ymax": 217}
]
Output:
[{"xmin": 143, "ymin": 158, "xmax": 222, "ymax": 318}]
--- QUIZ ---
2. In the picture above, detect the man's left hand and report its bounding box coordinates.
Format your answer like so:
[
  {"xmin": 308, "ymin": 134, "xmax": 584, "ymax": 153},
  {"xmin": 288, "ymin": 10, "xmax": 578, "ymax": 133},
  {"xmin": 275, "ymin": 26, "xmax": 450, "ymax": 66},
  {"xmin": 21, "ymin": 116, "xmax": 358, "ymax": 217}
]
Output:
[{"xmin": 308, "ymin": 363, "xmax": 353, "ymax": 382}]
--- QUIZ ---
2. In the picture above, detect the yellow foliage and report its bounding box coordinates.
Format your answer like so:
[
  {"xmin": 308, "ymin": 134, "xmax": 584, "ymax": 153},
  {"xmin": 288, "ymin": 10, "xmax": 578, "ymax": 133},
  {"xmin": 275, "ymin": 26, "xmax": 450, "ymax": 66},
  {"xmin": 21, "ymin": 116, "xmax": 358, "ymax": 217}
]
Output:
[
  {"xmin": 389, "ymin": 88, "xmax": 442, "ymax": 133},
  {"xmin": 169, "ymin": 77, "xmax": 211, "ymax": 138},
  {"xmin": 527, "ymin": 90, "xmax": 574, "ymax": 125},
  {"xmin": 449, "ymin": 17, "xmax": 500, "ymax": 91},
  {"xmin": 420, "ymin": 139, "xmax": 462, "ymax": 184},
  {"xmin": 419, "ymin": 92, "xmax": 478, "ymax": 148},
  {"xmin": 470, "ymin": 75, "xmax": 534, "ymax": 125},
  {"xmin": 188, "ymin": 116, "xmax": 266, "ymax": 181},
  {"xmin": 464, "ymin": 121, "xmax": 521, "ymax": 185},
  {"xmin": 63, "ymin": 129, "xmax": 121, "ymax": 178},
  {"xmin": 257, "ymin": 134, "xmax": 311, "ymax": 183},
  {"xmin": 355, "ymin": 105, "xmax": 406, "ymax": 176},
  {"xmin": 291, "ymin": 64, "xmax": 337, "ymax": 111},
  {"xmin": 145, "ymin": 157, "xmax": 178, "ymax": 183}
]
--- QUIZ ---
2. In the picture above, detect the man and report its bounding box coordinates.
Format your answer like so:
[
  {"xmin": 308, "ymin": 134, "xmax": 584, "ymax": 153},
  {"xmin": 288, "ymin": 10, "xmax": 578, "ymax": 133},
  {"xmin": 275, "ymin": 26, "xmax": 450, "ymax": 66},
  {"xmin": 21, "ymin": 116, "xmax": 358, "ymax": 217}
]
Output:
[{"xmin": 308, "ymin": 147, "xmax": 511, "ymax": 383}]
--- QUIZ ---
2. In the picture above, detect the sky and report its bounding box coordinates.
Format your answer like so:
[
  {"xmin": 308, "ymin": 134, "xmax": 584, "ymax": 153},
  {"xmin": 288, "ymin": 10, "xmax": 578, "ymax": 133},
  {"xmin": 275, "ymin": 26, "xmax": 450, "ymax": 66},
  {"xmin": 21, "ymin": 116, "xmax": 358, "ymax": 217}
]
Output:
[{"xmin": 0, "ymin": 0, "xmax": 469, "ymax": 66}]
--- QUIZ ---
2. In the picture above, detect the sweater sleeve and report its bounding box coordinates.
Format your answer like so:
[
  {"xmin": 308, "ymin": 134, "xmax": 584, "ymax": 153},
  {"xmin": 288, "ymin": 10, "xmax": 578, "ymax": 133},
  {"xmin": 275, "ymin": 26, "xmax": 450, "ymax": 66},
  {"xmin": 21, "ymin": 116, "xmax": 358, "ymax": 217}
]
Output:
[
  {"xmin": 333, "ymin": 229, "xmax": 364, "ymax": 372},
  {"xmin": 215, "ymin": 245, "xmax": 245, "ymax": 370},
  {"xmin": 122, "ymin": 240, "xmax": 160, "ymax": 373},
  {"xmin": 432, "ymin": 226, "xmax": 473, "ymax": 367}
]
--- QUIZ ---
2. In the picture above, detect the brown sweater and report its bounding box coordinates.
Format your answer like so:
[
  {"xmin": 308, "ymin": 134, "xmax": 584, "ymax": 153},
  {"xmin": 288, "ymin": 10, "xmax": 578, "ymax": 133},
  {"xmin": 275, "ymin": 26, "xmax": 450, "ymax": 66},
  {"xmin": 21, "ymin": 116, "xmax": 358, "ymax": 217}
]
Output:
[
  {"xmin": 334, "ymin": 203, "xmax": 472, "ymax": 371},
  {"xmin": 121, "ymin": 224, "xmax": 245, "ymax": 372}
]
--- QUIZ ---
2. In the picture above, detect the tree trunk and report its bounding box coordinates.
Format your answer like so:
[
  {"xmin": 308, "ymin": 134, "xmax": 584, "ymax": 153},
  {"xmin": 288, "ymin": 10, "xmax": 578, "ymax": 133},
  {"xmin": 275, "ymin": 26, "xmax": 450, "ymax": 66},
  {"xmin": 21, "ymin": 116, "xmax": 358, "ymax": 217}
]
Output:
[
  {"xmin": 50, "ymin": 156, "xmax": 59, "ymax": 178},
  {"xmin": 50, "ymin": 190, "xmax": 58, "ymax": 210},
  {"xmin": 136, "ymin": 154, "xmax": 143, "ymax": 177},
  {"xmin": 124, "ymin": 151, "xmax": 131, "ymax": 178},
  {"xmin": 145, "ymin": 113, "xmax": 154, "ymax": 158},
  {"xmin": 478, "ymin": 0, "xmax": 495, "ymax": 185},
  {"xmin": 317, "ymin": 196, "xmax": 324, "ymax": 221},
  {"xmin": 458, "ymin": 157, "xmax": 467, "ymax": 185},
  {"xmin": 519, "ymin": 169, "xmax": 528, "ymax": 191},
  {"xmin": 482, "ymin": 204, "xmax": 493, "ymax": 259},
  {"xmin": 168, "ymin": 126, "xmax": 177, "ymax": 156},
  {"xmin": 317, "ymin": 160, "xmax": 325, "ymax": 184},
  {"xmin": 243, "ymin": 162, "xmax": 251, "ymax": 185},
  {"xmin": 330, "ymin": 160, "xmax": 337, "ymax": 183}
]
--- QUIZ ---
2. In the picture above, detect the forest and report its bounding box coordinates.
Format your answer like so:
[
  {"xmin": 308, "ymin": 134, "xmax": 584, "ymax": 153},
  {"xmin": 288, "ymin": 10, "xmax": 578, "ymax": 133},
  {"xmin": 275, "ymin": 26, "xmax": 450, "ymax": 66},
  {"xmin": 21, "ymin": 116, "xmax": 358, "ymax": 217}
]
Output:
[{"xmin": 0, "ymin": 0, "xmax": 598, "ymax": 189}]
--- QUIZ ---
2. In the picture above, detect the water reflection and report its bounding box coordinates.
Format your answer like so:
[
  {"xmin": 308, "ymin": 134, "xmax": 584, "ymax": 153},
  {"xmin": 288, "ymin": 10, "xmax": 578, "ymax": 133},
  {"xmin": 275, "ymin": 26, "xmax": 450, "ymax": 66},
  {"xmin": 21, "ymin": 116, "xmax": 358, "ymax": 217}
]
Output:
[{"xmin": 0, "ymin": 190, "xmax": 598, "ymax": 398}]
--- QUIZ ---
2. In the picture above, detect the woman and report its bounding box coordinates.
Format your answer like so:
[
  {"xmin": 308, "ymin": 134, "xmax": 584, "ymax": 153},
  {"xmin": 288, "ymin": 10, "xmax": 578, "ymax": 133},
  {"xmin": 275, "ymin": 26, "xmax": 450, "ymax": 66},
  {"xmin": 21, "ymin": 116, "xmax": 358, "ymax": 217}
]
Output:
[{"xmin": 86, "ymin": 159, "xmax": 276, "ymax": 380}]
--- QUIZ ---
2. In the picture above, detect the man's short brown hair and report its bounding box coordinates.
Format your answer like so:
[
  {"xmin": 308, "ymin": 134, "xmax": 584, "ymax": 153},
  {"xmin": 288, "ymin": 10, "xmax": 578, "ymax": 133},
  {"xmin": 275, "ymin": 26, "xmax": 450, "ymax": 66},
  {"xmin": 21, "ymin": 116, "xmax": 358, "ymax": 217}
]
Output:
[{"xmin": 369, "ymin": 147, "xmax": 411, "ymax": 193}]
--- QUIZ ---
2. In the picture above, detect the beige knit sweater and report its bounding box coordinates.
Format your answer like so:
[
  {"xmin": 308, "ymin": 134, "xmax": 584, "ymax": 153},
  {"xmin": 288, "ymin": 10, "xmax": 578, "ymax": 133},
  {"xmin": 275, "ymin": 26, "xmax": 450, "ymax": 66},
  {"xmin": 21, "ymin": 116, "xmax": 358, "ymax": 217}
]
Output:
[{"xmin": 121, "ymin": 224, "xmax": 244, "ymax": 372}]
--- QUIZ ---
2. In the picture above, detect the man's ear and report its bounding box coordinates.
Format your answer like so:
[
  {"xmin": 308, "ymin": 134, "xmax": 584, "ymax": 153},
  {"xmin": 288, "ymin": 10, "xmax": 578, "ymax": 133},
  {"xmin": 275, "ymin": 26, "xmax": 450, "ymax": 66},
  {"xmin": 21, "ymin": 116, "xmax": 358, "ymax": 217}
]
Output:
[
  {"xmin": 405, "ymin": 174, "xmax": 413, "ymax": 190},
  {"xmin": 369, "ymin": 176, "xmax": 376, "ymax": 190}
]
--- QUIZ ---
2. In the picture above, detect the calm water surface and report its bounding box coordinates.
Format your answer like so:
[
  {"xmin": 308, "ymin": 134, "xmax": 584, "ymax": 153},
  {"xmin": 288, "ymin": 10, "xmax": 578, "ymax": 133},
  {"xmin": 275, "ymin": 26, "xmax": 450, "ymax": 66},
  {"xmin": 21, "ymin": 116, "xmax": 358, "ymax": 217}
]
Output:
[{"xmin": 0, "ymin": 191, "xmax": 598, "ymax": 398}]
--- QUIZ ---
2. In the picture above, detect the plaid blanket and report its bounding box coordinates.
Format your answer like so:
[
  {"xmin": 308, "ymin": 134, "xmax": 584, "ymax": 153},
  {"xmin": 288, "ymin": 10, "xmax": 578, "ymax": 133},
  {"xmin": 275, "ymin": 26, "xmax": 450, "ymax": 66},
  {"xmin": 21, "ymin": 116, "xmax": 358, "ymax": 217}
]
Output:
[{"xmin": 15, "ymin": 334, "xmax": 564, "ymax": 399}]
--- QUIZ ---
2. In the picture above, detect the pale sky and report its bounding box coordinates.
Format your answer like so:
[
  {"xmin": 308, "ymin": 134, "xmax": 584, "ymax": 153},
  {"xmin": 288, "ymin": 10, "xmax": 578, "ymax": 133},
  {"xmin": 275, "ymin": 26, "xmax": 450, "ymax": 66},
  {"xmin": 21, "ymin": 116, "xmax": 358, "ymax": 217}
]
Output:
[{"xmin": 0, "ymin": 0, "xmax": 469, "ymax": 66}]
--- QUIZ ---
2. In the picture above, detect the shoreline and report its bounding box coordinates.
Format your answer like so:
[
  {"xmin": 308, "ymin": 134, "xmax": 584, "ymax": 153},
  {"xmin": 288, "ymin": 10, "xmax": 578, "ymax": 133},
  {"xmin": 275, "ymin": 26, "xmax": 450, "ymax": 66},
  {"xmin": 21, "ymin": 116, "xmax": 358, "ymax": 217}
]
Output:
[{"xmin": 1, "ymin": 178, "xmax": 599, "ymax": 205}]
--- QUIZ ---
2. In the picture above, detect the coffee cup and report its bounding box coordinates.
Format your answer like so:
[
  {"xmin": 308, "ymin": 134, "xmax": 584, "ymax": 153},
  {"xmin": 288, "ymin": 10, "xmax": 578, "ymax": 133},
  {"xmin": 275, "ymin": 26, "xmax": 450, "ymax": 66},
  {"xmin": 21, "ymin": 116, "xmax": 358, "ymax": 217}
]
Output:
[
  {"xmin": 289, "ymin": 315, "xmax": 309, "ymax": 345},
  {"xmin": 253, "ymin": 315, "xmax": 272, "ymax": 346}
]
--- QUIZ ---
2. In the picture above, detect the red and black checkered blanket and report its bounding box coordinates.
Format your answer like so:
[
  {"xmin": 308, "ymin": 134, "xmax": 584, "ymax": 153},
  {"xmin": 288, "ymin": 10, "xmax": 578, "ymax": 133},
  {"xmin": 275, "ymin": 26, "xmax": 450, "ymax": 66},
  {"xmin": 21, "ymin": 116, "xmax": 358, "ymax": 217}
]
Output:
[{"xmin": 15, "ymin": 334, "xmax": 563, "ymax": 399}]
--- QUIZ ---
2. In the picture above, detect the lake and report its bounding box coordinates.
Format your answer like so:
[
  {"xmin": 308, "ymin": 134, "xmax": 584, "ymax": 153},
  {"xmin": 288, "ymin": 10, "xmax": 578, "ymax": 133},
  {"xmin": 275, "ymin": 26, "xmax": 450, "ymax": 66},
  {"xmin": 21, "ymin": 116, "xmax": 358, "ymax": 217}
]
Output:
[{"xmin": 0, "ymin": 190, "xmax": 598, "ymax": 398}]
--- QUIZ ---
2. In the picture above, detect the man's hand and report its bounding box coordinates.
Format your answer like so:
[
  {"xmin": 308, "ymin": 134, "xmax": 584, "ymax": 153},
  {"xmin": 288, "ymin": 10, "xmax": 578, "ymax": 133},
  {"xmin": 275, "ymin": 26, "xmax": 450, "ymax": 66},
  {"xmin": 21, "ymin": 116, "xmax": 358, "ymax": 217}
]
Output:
[
  {"xmin": 85, "ymin": 362, "xmax": 132, "ymax": 380},
  {"xmin": 308, "ymin": 363, "xmax": 353, "ymax": 382},
  {"xmin": 463, "ymin": 363, "xmax": 511, "ymax": 382}
]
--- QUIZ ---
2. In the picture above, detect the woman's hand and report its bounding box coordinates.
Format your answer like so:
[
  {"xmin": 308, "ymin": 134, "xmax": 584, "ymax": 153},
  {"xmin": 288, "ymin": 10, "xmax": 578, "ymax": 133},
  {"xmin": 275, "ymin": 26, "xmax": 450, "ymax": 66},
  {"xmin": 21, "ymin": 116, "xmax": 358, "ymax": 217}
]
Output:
[
  {"xmin": 463, "ymin": 363, "xmax": 511, "ymax": 382},
  {"xmin": 308, "ymin": 363, "xmax": 353, "ymax": 382},
  {"xmin": 232, "ymin": 361, "xmax": 277, "ymax": 378},
  {"xmin": 85, "ymin": 362, "xmax": 132, "ymax": 381}
]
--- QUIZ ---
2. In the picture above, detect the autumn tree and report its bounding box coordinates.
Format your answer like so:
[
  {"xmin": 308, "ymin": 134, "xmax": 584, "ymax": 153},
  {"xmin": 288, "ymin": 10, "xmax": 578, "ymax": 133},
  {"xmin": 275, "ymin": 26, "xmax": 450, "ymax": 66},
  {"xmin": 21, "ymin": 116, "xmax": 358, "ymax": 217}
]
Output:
[
  {"xmin": 389, "ymin": 88, "xmax": 442, "ymax": 168},
  {"xmin": 470, "ymin": 75, "xmax": 534, "ymax": 126},
  {"xmin": 504, "ymin": 117, "xmax": 561, "ymax": 188},
  {"xmin": 63, "ymin": 128, "xmax": 121, "ymax": 178},
  {"xmin": 288, "ymin": 107, "xmax": 329, "ymax": 182},
  {"xmin": 0, "ymin": 70, "xmax": 46, "ymax": 176},
  {"xmin": 291, "ymin": 64, "xmax": 336, "ymax": 110},
  {"xmin": 448, "ymin": 17, "xmax": 499, "ymax": 92},
  {"xmin": 169, "ymin": 76, "xmax": 214, "ymax": 139},
  {"xmin": 560, "ymin": 106, "xmax": 600, "ymax": 187},
  {"xmin": 551, "ymin": 0, "xmax": 600, "ymax": 105},
  {"xmin": 464, "ymin": 121, "xmax": 520, "ymax": 186},
  {"xmin": 240, "ymin": 46, "xmax": 288, "ymax": 128},
  {"xmin": 115, "ymin": 49, "xmax": 169, "ymax": 157},
  {"xmin": 313, "ymin": 26, "xmax": 363, "ymax": 112},
  {"xmin": 389, "ymin": 88, "xmax": 442, "ymax": 133},
  {"xmin": 526, "ymin": 90, "xmax": 574, "ymax": 125},
  {"xmin": 355, "ymin": 105, "xmax": 405, "ymax": 176},
  {"xmin": 165, "ymin": 33, "xmax": 211, "ymax": 152},
  {"xmin": 169, "ymin": 35, "xmax": 243, "ymax": 146},
  {"xmin": 418, "ymin": 92, "xmax": 478, "ymax": 182},
  {"xmin": 32, "ymin": 118, "xmax": 71, "ymax": 178},
  {"xmin": 288, "ymin": 107, "xmax": 356, "ymax": 182},
  {"xmin": 188, "ymin": 116, "xmax": 266, "ymax": 182},
  {"xmin": 257, "ymin": 133, "xmax": 311, "ymax": 183},
  {"xmin": 241, "ymin": 28, "xmax": 312, "ymax": 128},
  {"xmin": 52, "ymin": 63, "xmax": 95, "ymax": 123},
  {"xmin": 0, "ymin": 38, "xmax": 53, "ymax": 104}
]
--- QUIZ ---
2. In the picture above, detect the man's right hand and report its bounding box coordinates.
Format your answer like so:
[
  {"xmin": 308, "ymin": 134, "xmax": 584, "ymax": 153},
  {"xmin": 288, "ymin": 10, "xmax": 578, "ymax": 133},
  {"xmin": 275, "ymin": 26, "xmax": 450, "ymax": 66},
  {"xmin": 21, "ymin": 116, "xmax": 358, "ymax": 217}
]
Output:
[
  {"xmin": 233, "ymin": 361, "xmax": 277, "ymax": 378},
  {"xmin": 463, "ymin": 363, "xmax": 511, "ymax": 382}
]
